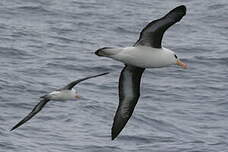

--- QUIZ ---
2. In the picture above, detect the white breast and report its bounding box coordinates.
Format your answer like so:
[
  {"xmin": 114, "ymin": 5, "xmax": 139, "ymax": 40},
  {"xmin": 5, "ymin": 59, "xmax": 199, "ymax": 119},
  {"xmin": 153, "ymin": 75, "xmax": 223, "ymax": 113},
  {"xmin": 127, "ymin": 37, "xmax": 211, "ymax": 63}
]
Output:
[
  {"xmin": 110, "ymin": 46, "xmax": 175, "ymax": 68},
  {"xmin": 49, "ymin": 89, "xmax": 76, "ymax": 101}
]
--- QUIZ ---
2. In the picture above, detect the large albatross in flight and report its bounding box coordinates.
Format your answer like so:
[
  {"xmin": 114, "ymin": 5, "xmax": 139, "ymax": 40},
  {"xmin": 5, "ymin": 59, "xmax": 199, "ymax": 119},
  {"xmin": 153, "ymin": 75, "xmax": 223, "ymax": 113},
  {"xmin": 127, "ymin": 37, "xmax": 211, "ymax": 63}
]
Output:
[
  {"xmin": 95, "ymin": 5, "xmax": 187, "ymax": 140},
  {"xmin": 10, "ymin": 72, "xmax": 108, "ymax": 131}
]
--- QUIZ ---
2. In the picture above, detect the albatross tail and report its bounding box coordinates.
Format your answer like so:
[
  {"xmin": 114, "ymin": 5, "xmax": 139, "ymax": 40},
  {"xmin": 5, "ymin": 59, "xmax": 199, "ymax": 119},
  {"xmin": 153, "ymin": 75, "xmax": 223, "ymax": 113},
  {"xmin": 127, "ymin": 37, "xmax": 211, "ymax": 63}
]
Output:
[{"xmin": 95, "ymin": 47, "xmax": 122, "ymax": 57}]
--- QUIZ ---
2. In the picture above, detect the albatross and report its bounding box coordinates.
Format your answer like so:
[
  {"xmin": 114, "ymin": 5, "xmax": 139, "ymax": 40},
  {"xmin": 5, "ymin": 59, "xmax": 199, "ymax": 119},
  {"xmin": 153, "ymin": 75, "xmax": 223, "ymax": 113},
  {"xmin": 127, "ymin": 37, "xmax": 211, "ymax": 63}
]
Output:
[
  {"xmin": 10, "ymin": 72, "xmax": 109, "ymax": 131},
  {"xmin": 95, "ymin": 5, "xmax": 187, "ymax": 140}
]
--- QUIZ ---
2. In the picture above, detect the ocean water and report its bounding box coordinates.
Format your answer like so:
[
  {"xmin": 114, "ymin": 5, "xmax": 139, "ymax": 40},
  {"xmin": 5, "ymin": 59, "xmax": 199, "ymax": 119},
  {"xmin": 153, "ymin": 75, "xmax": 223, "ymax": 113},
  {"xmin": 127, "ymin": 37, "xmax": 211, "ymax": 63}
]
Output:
[{"xmin": 0, "ymin": 0, "xmax": 228, "ymax": 151}]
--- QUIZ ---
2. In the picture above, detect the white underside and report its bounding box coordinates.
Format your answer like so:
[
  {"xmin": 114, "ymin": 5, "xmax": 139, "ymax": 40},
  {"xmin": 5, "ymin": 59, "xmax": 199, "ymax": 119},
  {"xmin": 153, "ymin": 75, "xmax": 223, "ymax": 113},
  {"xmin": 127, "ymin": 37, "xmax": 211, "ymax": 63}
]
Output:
[
  {"xmin": 48, "ymin": 89, "xmax": 77, "ymax": 101},
  {"xmin": 107, "ymin": 46, "xmax": 176, "ymax": 68}
]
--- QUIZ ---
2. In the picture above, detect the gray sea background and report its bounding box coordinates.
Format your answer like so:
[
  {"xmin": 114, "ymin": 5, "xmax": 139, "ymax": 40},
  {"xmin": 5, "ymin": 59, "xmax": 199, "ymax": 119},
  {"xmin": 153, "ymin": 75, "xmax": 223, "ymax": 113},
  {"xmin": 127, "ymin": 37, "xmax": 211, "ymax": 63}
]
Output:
[{"xmin": 0, "ymin": 0, "xmax": 228, "ymax": 151}]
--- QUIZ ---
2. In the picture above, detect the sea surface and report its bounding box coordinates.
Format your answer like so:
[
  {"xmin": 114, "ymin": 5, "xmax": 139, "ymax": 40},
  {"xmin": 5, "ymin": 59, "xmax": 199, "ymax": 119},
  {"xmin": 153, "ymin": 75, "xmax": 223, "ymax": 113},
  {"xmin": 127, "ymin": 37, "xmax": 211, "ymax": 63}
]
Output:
[{"xmin": 0, "ymin": 0, "xmax": 228, "ymax": 151}]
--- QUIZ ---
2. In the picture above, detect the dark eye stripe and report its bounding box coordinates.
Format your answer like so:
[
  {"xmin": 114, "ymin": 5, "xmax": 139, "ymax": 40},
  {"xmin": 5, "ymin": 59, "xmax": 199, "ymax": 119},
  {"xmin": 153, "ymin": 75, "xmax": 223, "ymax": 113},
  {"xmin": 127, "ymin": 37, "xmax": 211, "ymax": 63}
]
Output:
[{"xmin": 174, "ymin": 55, "xmax": 178, "ymax": 59}]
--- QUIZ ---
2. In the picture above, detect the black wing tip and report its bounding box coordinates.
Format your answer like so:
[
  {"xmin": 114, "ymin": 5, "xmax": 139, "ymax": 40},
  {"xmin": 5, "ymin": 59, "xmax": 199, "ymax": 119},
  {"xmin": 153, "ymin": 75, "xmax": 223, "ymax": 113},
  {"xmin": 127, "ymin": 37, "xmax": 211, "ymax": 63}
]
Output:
[
  {"xmin": 111, "ymin": 136, "xmax": 116, "ymax": 140},
  {"xmin": 10, "ymin": 121, "xmax": 25, "ymax": 131},
  {"xmin": 10, "ymin": 125, "xmax": 17, "ymax": 131},
  {"xmin": 172, "ymin": 5, "xmax": 187, "ymax": 15},
  {"xmin": 176, "ymin": 5, "xmax": 186, "ymax": 11},
  {"xmin": 111, "ymin": 122, "xmax": 124, "ymax": 140},
  {"xmin": 165, "ymin": 5, "xmax": 186, "ymax": 22},
  {"xmin": 111, "ymin": 128, "xmax": 119, "ymax": 140}
]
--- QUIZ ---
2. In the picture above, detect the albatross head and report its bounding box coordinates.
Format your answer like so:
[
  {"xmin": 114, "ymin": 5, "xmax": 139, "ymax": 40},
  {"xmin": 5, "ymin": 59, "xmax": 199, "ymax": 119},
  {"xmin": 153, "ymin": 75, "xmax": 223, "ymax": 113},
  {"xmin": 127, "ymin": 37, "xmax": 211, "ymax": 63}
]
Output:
[
  {"xmin": 173, "ymin": 54, "xmax": 188, "ymax": 69},
  {"xmin": 162, "ymin": 48, "xmax": 187, "ymax": 69},
  {"xmin": 72, "ymin": 89, "xmax": 80, "ymax": 99},
  {"xmin": 75, "ymin": 95, "xmax": 80, "ymax": 99}
]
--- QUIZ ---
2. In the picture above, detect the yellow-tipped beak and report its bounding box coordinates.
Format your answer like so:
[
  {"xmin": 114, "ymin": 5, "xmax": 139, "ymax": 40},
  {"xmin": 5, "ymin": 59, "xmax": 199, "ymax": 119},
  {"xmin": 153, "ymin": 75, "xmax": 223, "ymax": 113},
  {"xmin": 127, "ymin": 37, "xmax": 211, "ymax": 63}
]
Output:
[
  {"xmin": 75, "ymin": 95, "xmax": 80, "ymax": 99},
  {"xmin": 176, "ymin": 60, "xmax": 188, "ymax": 69}
]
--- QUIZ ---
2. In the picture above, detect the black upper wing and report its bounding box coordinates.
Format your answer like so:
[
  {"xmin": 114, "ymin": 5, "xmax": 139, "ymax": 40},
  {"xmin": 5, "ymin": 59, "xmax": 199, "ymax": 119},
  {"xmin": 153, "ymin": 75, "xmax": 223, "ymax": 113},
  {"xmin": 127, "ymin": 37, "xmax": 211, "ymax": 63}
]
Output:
[
  {"xmin": 10, "ymin": 98, "xmax": 50, "ymax": 131},
  {"xmin": 112, "ymin": 65, "xmax": 145, "ymax": 140},
  {"xmin": 61, "ymin": 72, "xmax": 109, "ymax": 90},
  {"xmin": 134, "ymin": 5, "xmax": 186, "ymax": 48}
]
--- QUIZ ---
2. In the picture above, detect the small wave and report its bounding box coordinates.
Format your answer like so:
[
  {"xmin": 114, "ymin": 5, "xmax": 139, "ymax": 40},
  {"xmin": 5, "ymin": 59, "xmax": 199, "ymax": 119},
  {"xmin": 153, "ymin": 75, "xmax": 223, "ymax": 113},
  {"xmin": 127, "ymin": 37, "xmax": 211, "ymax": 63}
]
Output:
[
  {"xmin": 208, "ymin": 4, "xmax": 226, "ymax": 10},
  {"xmin": 0, "ymin": 47, "xmax": 33, "ymax": 59},
  {"xmin": 49, "ymin": 36, "xmax": 75, "ymax": 43},
  {"xmin": 195, "ymin": 56, "xmax": 228, "ymax": 64},
  {"xmin": 80, "ymin": 145, "xmax": 122, "ymax": 151},
  {"xmin": 117, "ymin": 135, "xmax": 152, "ymax": 143},
  {"xmin": 114, "ymin": 26, "xmax": 136, "ymax": 34},
  {"xmin": 17, "ymin": 5, "xmax": 52, "ymax": 15}
]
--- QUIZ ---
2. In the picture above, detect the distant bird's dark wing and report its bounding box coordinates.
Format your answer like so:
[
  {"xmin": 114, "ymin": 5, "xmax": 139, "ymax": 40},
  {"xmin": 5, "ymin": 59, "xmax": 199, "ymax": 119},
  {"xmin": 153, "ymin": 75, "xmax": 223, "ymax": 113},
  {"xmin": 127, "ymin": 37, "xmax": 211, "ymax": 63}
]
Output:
[
  {"xmin": 10, "ymin": 98, "xmax": 50, "ymax": 131},
  {"xmin": 112, "ymin": 65, "xmax": 145, "ymax": 140},
  {"xmin": 61, "ymin": 72, "xmax": 109, "ymax": 90},
  {"xmin": 134, "ymin": 5, "xmax": 186, "ymax": 48}
]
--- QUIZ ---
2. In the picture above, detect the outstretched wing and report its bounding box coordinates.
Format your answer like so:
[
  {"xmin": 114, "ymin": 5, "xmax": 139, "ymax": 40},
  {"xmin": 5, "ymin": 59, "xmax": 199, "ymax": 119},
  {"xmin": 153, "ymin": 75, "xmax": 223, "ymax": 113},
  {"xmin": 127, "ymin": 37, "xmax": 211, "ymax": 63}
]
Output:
[
  {"xmin": 134, "ymin": 5, "xmax": 186, "ymax": 48},
  {"xmin": 10, "ymin": 98, "xmax": 50, "ymax": 131},
  {"xmin": 112, "ymin": 65, "xmax": 145, "ymax": 140},
  {"xmin": 61, "ymin": 72, "xmax": 109, "ymax": 90}
]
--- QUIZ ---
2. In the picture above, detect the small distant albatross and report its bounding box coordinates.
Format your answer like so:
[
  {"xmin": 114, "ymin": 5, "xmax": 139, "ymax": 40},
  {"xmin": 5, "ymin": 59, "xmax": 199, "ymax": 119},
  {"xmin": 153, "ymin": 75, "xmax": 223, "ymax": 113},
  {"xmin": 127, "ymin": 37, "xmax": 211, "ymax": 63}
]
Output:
[
  {"xmin": 10, "ymin": 72, "xmax": 109, "ymax": 131},
  {"xmin": 95, "ymin": 5, "xmax": 187, "ymax": 140}
]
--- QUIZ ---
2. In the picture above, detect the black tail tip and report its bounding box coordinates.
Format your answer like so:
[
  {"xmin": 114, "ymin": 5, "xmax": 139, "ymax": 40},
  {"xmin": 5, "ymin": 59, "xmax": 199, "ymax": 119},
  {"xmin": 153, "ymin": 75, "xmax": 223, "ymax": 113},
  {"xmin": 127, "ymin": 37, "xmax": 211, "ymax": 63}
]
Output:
[
  {"xmin": 95, "ymin": 47, "xmax": 114, "ymax": 56},
  {"xmin": 40, "ymin": 95, "xmax": 48, "ymax": 99},
  {"xmin": 95, "ymin": 48, "xmax": 103, "ymax": 56}
]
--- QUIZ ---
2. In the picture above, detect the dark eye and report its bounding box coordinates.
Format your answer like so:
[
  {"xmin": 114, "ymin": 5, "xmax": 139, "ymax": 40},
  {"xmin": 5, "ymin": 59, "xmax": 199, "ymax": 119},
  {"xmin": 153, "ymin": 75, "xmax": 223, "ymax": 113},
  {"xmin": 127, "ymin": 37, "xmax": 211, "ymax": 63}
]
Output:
[{"xmin": 174, "ymin": 54, "xmax": 178, "ymax": 59}]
